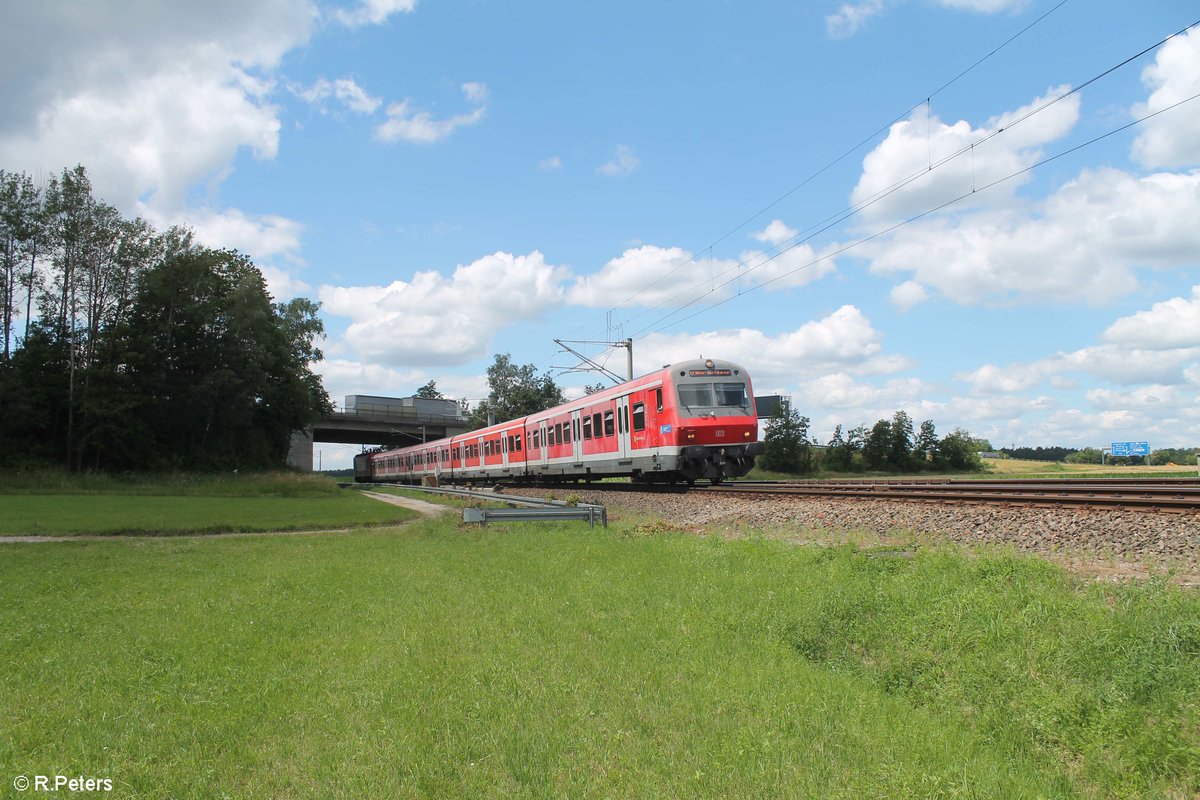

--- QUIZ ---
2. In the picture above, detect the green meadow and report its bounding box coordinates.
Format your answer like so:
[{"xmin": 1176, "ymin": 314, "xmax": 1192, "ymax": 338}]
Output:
[
  {"xmin": 0, "ymin": 473, "xmax": 416, "ymax": 535},
  {"xmin": 2, "ymin": 502, "xmax": 1197, "ymax": 798}
]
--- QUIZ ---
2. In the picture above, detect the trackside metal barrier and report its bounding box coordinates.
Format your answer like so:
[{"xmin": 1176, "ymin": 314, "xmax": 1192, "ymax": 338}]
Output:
[
  {"xmin": 360, "ymin": 483, "xmax": 607, "ymax": 528},
  {"xmin": 462, "ymin": 505, "xmax": 607, "ymax": 528}
]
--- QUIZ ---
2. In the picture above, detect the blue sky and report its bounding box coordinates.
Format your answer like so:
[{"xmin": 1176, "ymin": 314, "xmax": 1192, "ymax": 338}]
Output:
[{"xmin": 3, "ymin": 0, "xmax": 1199, "ymax": 469}]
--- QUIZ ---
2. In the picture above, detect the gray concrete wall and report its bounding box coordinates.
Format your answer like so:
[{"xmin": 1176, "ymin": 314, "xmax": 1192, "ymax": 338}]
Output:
[{"xmin": 286, "ymin": 429, "xmax": 314, "ymax": 471}]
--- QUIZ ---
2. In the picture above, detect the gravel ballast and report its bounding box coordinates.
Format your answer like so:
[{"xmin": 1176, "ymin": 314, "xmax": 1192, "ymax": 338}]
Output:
[{"xmin": 506, "ymin": 486, "xmax": 1200, "ymax": 585}]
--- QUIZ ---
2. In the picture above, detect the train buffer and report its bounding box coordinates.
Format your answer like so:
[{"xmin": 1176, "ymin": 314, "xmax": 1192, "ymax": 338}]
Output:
[{"xmin": 463, "ymin": 504, "xmax": 607, "ymax": 528}]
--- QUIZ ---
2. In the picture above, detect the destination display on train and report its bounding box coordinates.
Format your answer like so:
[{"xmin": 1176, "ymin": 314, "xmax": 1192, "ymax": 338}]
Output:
[{"xmin": 688, "ymin": 369, "xmax": 733, "ymax": 376}]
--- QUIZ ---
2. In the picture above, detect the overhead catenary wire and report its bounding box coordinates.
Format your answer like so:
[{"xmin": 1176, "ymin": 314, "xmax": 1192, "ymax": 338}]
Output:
[
  {"xmin": 557, "ymin": 0, "xmax": 1075, "ymax": 362},
  {"xmin": 616, "ymin": 16, "xmax": 1200, "ymax": 340},
  {"xmin": 626, "ymin": 89, "xmax": 1200, "ymax": 342}
]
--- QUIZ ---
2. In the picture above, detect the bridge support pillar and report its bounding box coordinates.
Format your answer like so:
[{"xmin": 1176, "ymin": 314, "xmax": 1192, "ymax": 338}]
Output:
[{"xmin": 287, "ymin": 429, "xmax": 314, "ymax": 471}]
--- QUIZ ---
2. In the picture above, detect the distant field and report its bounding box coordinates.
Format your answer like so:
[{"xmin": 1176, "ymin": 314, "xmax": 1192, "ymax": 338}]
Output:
[
  {"xmin": 984, "ymin": 458, "xmax": 1199, "ymax": 479},
  {"xmin": 2, "ymin": 519, "xmax": 1197, "ymax": 798},
  {"xmin": 0, "ymin": 473, "xmax": 416, "ymax": 535}
]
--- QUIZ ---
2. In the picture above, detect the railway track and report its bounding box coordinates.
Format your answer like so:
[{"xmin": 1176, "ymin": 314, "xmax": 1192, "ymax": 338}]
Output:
[{"xmin": 700, "ymin": 478, "xmax": 1200, "ymax": 512}]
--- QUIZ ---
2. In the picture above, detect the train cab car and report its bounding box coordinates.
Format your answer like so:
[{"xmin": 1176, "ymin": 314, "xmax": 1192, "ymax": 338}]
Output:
[{"xmin": 658, "ymin": 358, "xmax": 764, "ymax": 484}]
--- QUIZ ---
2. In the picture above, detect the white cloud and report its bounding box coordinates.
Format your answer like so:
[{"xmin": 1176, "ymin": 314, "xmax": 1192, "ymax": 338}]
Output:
[
  {"xmin": 737, "ymin": 241, "xmax": 839, "ymax": 292},
  {"xmin": 597, "ymin": 144, "xmax": 640, "ymax": 177},
  {"xmin": 852, "ymin": 87, "xmax": 1079, "ymax": 222},
  {"xmin": 374, "ymin": 83, "xmax": 488, "ymax": 144},
  {"xmin": 538, "ymin": 156, "xmax": 563, "ymax": 172},
  {"xmin": 294, "ymin": 77, "xmax": 382, "ymax": 114},
  {"xmin": 168, "ymin": 207, "xmax": 305, "ymax": 263},
  {"xmin": 1132, "ymin": 27, "xmax": 1200, "ymax": 169},
  {"xmin": 567, "ymin": 245, "xmax": 734, "ymax": 308},
  {"xmin": 753, "ymin": 219, "xmax": 799, "ymax": 246},
  {"xmin": 461, "ymin": 82, "xmax": 489, "ymax": 104},
  {"xmin": 633, "ymin": 305, "xmax": 909, "ymax": 388},
  {"xmin": 958, "ymin": 362, "xmax": 1051, "ymax": 394},
  {"xmin": 317, "ymin": 358, "xmax": 486, "ymax": 409},
  {"xmin": 963, "ymin": 344, "xmax": 1200, "ymax": 394},
  {"xmin": 826, "ymin": 0, "xmax": 1026, "ymax": 39},
  {"xmin": 567, "ymin": 237, "xmax": 837, "ymax": 310},
  {"xmin": 330, "ymin": 0, "xmax": 417, "ymax": 29},
  {"xmin": 863, "ymin": 168, "xmax": 1200, "ymax": 306},
  {"xmin": 1102, "ymin": 286, "xmax": 1200, "ymax": 350},
  {"xmin": 0, "ymin": 1, "xmax": 314, "ymax": 215},
  {"xmin": 890, "ymin": 280, "xmax": 928, "ymax": 311},
  {"xmin": 319, "ymin": 251, "xmax": 567, "ymax": 366},
  {"xmin": 826, "ymin": 1, "xmax": 886, "ymax": 38},
  {"xmin": 936, "ymin": 0, "xmax": 1027, "ymax": 11}
]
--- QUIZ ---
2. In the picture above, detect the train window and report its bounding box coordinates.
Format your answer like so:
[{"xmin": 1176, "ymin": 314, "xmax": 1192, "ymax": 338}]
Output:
[
  {"xmin": 715, "ymin": 382, "xmax": 750, "ymax": 407},
  {"xmin": 574, "ymin": 419, "xmax": 580, "ymax": 440},
  {"xmin": 583, "ymin": 415, "xmax": 592, "ymax": 440},
  {"xmin": 562, "ymin": 423, "xmax": 571, "ymax": 444},
  {"xmin": 604, "ymin": 410, "xmax": 614, "ymax": 437},
  {"xmin": 593, "ymin": 412, "xmax": 603, "ymax": 437},
  {"xmin": 633, "ymin": 402, "xmax": 645, "ymax": 431},
  {"xmin": 547, "ymin": 427, "xmax": 555, "ymax": 447},
  {"xmin": 678, "ymin": 384, "xmax": 714, "ymax": 407},
  {"xmin": 656, "ymin": 388, "xmax": 663, "ymax": 413}
]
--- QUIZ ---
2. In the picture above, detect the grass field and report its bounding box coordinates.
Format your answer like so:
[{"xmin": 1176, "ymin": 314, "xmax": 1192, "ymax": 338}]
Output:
[
  {"xmin": 0, "ymin": 473, "xmax": 417, "ymax": 536},
  {"xmin": 2, "ymin": 513, "xmax": 1198, "ymax": 798},
  {"xmin": 983, "ymin": 458, "xmax": 1200, "ymax": 479}
]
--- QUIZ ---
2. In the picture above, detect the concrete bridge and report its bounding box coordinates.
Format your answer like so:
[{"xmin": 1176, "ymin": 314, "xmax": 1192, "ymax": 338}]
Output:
[{"xmin": 287, "ymin": 395, "xmax": 470, "ymax": 471}]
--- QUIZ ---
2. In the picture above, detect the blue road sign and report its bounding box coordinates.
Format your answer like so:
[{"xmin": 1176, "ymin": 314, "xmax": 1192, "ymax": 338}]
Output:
[{"xmin": 1111, "ymin": 441, "xmax": 1150, "ymax": 457}]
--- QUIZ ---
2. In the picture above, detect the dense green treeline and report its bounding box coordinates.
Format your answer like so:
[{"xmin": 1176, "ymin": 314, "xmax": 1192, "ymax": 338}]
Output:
[
  {"xmin": 761, "ymin": 403, "xmax": 990, "ymax": 476},
  {"xmin": 763, "ymin": 402, "xmax": 1198, "ymax": 476},
  {"xmin": 0, "ymin": 165, "xmax": 331, "ymax": 471}
]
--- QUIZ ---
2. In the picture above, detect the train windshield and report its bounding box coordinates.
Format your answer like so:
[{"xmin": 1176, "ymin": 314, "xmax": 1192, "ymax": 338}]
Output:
[{"xmin": 677, "ymin": 381, "xmax": 751, "ymax": 415}]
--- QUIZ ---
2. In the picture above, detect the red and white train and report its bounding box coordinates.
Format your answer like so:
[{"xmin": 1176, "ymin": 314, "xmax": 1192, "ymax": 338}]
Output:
[{"xmin": 353, "ymin": 358, "xmax": 764, "ymax": 486}]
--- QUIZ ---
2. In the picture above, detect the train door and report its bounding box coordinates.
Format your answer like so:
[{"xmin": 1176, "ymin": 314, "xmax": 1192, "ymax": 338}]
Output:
[
  {"xmin": 501, "ymin": 430, "xmax": 510, "ymax": 469},
  {"xmin": 538, "ymin": 420, "xmax": 549, "ymax": 470},
  {"xmin": 571, "ymin": 410, "xmax": 582, "ymax": 464},
  {"xmin": 616, "ymin": 395, "xmax": 632, "ymax": 458}
]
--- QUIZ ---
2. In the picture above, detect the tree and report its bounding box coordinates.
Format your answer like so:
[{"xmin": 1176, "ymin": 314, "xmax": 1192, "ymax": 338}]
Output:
[
  {"xmin": 0, "ymin": 164, "xmax": 331, "ymax": 472},
  {"xmin": 583, "ymin": 381, "xmax": 608, "ymax": 395},
  {"xmin": 1150, "ymin": 447, "xmax": 1200, "ymax": 466},
  {"xmin": 467, "ymin": 353, "xmax": 565, "ymax": 429},
  {"xmin": 1066, "ymin": 447, "xmax": 1105, "ymax": 465},
  {"xmin": 759, "ymin": 399, "xmax": 815, "ymax": 475},
  {"xmin": 825, "ymin": 424, "xmax": 855, "ymax": 472},
  {"xmin": 863, "ymin": 419, "xmax": 892, "ymax": 471},
  {"xmin": 111, "ymin": 246, "xmax": 330, "ymax": 470},
  {"xmin": 415, "ymin": 379, "xmax": 443, "ymax": 399},
  {"xmin": 913, "ymin": 419, "xmax": 939, "ymax": 466},
  {"xmin": 935, "ymin": 428, "xmax": 984, "ymax": 471},
  {"xmin": 888, "ymin": 410, "xmax": 914, "ymax": 471}
]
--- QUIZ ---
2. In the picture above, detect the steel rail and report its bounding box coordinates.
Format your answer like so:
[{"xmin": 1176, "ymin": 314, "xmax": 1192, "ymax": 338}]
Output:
[{"xmin": 700, "ymin": 481, "xmax": 1200, "ymax": 512}]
